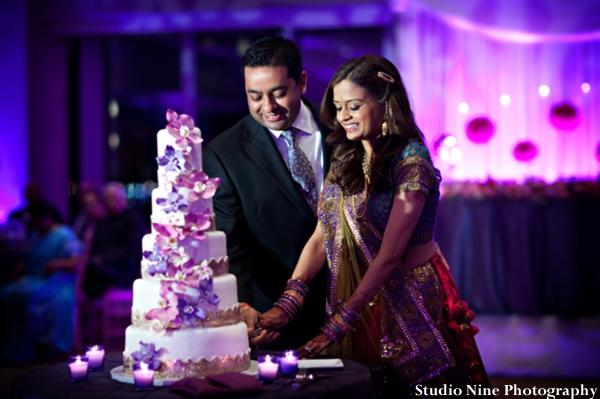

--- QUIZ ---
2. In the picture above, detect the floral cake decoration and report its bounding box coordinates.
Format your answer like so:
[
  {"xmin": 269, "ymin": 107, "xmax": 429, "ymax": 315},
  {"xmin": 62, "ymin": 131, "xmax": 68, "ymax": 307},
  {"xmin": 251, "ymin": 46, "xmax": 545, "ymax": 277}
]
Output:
[{"xmin": 142, "ymin": 109, "xmax": 222, "ymax": 333}]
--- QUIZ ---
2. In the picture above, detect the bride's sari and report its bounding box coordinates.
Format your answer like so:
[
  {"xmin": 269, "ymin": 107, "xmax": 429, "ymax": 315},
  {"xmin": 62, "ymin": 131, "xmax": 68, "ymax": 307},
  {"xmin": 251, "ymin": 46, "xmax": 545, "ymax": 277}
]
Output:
[{"xmin": 318, "ymin": 142, "xmax": 488, "ymax": 393}]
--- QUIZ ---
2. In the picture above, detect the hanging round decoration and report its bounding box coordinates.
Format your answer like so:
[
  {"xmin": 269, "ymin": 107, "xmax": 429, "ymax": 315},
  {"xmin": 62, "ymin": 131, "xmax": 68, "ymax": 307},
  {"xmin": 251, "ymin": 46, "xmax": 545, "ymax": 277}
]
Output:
[
  {"xmin": 465, "ymin": 117, "xmax": 495, "ymax": 144},
  {"xmin": 432, "ymin": 133, "xmax": 450, "ymax": 155},
  {"xmin": 549, "ymin": 102, "xmax": 580, "ymax": 131},
  {"xmin": 513, "ymin": 140, "xmax": 538, "ymax": 162}
]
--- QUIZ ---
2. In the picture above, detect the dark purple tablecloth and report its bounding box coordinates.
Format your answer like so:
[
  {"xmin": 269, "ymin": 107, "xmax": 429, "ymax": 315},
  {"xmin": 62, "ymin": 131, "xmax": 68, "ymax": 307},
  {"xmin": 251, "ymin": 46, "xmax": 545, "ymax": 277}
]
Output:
[
  {"xmin": 10, "ymin": 355, "xmax": 375, "ymax": 399},
  {"xmin": 436, "ymin": 198, "xmax": 600, "ymax": 316}
]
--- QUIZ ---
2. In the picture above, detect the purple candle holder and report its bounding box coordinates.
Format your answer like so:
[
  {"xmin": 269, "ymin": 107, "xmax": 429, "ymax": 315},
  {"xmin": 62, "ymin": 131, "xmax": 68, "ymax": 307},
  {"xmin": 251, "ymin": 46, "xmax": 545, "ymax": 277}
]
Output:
[
  {"xmin": 257, "ymin": 355, "xmax": 279, "ymax": 382},
  {"xmin": 278, "ymin": 350, "xmax": 299, "ymax": 376},
  {"xmin": 85, "ymin": 345, "xmax": 105, "ymax": 371},
  {"xmin": 133, "ymin": 362, "xmax": 155, "ymax": 390},
  {"xmin": 68, "ymin": 355, "xmax": 89, "ymax": 382}
]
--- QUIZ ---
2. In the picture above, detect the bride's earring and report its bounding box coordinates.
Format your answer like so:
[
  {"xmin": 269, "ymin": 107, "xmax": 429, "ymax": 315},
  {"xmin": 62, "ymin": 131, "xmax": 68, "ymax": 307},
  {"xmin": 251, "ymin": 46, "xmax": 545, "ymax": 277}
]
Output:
[
  {"xmin": 381, "ymin": 101, "xmax": 389, "ymax": 136},
  {"xmin": 381, "ymin": 119, "xmax": 389, "ymax": 136}
]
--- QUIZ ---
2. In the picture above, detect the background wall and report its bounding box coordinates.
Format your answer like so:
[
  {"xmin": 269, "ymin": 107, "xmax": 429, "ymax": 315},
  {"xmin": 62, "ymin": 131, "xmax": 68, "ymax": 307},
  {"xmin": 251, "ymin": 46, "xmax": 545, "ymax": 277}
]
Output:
[
  {"xmin": 0, "ymin": 1, "xmax": 28, "ymax": 221},
  {"xmin": 2, "ymin": 0, "xmax": 599, "ymax": 222},
  {"xmin": 397, "ymin": 0, "xmax": 600, "ymax": 182}
]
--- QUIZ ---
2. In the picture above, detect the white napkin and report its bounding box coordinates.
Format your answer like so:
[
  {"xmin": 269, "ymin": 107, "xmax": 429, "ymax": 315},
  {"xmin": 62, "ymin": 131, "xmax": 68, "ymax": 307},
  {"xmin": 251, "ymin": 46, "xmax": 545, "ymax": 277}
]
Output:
[{"xmin": 298, "ymin": 359, "xmax": 344, "ymax": 369}]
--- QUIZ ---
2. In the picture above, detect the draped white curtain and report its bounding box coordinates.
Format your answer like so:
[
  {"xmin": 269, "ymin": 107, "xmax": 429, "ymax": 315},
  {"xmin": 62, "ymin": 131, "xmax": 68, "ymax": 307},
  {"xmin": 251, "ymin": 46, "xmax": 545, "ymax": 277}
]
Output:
[{"xmin": 394, "ymin": 1, "xmax": 600, "ymax": 182}]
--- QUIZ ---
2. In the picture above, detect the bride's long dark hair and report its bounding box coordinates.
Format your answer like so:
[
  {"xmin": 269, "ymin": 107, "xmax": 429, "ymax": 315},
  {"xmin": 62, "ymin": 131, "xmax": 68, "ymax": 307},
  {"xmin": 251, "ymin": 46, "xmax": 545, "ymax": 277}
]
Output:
[{"xmin": 321, "ymin": 55, "xmax": 424, "ymax": 196}]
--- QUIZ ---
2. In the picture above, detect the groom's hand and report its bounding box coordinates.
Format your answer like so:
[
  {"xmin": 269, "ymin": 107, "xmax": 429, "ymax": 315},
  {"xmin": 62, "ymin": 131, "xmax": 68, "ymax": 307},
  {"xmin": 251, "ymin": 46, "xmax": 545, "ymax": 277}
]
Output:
[{"xmin": 239, "ymin": 304, "xmax": 280, "ymax": 346}]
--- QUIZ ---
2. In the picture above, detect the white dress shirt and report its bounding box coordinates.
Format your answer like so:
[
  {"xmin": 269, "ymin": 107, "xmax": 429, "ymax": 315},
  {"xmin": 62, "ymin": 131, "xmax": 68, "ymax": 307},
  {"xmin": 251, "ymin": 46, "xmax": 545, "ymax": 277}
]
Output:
[{"xmin": 268, "ymin": 101, "xmax": 324, "ymax": 197}]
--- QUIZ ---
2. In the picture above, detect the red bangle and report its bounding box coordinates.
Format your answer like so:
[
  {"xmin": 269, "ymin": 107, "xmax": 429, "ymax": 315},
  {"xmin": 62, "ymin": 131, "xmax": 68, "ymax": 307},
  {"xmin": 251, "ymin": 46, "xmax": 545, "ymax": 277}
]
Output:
[{"xmin": 239, "ymin": 302, "xmax": 251, "ymax": 309}]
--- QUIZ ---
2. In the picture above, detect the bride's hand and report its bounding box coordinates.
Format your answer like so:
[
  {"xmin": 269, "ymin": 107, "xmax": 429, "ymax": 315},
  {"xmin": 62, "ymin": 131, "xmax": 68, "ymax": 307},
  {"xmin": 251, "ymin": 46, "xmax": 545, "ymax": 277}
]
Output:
[
  {"xmin": 297, "ymin": 332, "xmax": 332, "ymax": 359},
  {"xmin": 257, "ymin": 307, "xmax": 291, "ymax": 331}
]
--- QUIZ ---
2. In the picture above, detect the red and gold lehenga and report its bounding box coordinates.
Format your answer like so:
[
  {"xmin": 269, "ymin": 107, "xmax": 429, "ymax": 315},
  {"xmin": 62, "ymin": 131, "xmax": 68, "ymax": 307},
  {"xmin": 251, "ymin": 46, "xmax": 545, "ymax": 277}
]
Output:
[{"xmin": 318, "ymin": 142, "xmax": 490, "ymax": 397}]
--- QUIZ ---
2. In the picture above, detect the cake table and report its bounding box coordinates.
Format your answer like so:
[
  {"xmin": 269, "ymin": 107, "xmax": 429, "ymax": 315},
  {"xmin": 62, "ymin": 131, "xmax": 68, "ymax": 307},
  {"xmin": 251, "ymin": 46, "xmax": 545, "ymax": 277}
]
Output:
[{"xmin": 10, "ymin": 355, "xmax": 375, "ymax": 399}]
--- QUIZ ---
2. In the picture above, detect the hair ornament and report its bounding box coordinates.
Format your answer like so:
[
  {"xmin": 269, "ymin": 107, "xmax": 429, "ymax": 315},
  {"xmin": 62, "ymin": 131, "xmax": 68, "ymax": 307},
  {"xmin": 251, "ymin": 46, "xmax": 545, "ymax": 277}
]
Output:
[{"xmin": 377, "ymin": 71, "xmax": 395, "ymax": 84}]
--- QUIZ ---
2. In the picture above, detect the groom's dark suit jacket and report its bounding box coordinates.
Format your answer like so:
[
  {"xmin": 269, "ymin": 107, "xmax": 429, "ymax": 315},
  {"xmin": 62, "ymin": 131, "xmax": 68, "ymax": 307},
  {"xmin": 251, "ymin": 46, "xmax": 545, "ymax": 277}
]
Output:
[{"xmin": 203, "ymin": 99, "xmax": 331, "ymax": 349}]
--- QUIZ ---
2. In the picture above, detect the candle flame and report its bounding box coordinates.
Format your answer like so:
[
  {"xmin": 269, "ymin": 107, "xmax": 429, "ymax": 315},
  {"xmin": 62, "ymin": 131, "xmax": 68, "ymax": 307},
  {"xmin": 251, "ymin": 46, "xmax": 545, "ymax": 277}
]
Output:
[{"xmin": 140, "ymin": 362, "xmax": 149, "ymax": 371}]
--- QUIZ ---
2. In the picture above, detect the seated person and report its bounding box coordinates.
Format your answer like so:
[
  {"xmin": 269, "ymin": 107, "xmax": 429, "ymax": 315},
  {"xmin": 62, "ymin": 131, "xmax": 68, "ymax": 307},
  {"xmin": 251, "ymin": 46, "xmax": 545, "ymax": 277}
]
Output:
[
  {"xmin": 0, "ymin": 201, "xmax": 83, "ymax": 365},
  {"xmin": 8, "ymin": 181, "xmax": 43, "ymax": 235},
  {"xmin": 71, "ymin": 186, "xmax": 108, "ymax": 253},
  {"xmin": 83, "ymin": 182, "xmax": 145, "ymax": 298}
]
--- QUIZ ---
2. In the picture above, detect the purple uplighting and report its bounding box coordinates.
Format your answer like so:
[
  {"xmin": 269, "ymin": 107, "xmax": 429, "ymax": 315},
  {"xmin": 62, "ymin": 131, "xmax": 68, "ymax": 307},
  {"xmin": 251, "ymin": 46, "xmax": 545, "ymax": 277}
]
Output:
[
  {"xmin": 0, "ymin": 1, "xmax": 28, "ymax": 222},
  {"xmin": 397, "ymin": 1, "xmax": 600, "ymax": 182}
]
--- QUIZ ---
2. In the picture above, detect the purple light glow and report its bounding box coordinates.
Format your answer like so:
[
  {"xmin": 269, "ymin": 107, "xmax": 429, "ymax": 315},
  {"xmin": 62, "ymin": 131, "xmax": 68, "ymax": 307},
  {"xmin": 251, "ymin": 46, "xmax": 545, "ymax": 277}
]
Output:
[
  {"xmin": 513, "ymin": 141, "xmax": 539, "ymax": 163},
  {"xmin": 549, "ymin": 102, "xmax": 580, "ymax": 131},
  {"xmin": 412, "ymin": 0, "xmax": 600, "ymax": 44},
  {"xmin": 581, "ymin": 83, "xmax": 591, "ymax": 93},
  {"xmin": 398, "ymin": 4, "xmax": 600, "ymax": 182},
  {"xmin": 0, "ymin": 2, "xmax": 28, "ymax": 222},
  {"xmin": 445, "ymin": 15, "xmax": 600, "ymax": 44},
  {"xmin": 466, "ymin": 117, "xmax": 495, "ymax": 144}
]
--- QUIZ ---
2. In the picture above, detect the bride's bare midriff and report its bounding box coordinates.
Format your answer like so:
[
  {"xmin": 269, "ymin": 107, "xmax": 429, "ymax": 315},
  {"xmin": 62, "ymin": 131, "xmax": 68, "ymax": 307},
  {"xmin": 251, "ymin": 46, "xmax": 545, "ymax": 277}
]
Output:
[{"xmin": 402, "ymin": 240, "xmax": 439, "ymax": 271}]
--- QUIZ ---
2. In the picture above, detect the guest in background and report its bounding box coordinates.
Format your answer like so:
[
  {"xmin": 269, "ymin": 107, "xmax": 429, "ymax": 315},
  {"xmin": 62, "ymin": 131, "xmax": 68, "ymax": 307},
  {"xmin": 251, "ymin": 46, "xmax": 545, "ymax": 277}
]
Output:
[
  {"xmin": 71, "ymin": 185, "xmax": 108, "ymax": 253},
  {"xmin": 71, "ymin": 182, "xmax": 106, "ymax": 239},
  {"xmin": 258, "ymin": 55, "xmax": 490, "ymax": 397},
  {"xmin": 8, "ymin": 181, "xmax": 44, "ymax": 235},
  {"xmin": 1, "ymin": 183, "xmax": 42, "ymax": 285},
  {"xmin": 82, "ymin": 182, "xmax": 144, "ymax": 298},
  {"xmin": 0, "ymin": 201, "xmax": 82, "ymax": 365},
  {"xmin": 203, "ymin": 36, "xmax": 331, "ymax": 349}
]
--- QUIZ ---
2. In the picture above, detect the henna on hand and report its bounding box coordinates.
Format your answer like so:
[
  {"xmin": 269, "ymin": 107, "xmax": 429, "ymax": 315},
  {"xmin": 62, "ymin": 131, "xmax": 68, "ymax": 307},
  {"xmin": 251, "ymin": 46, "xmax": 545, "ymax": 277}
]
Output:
[
  {"xmin": 348, "ymin": 290, "xmax": 370, "ymax": 311},
  {"xmin": 297, "ymin": 333, "xmax": 332, "ymax": 359},
  {"xmin": 257, "ymin": 307, "xmax": 291, "ymax": 331}
]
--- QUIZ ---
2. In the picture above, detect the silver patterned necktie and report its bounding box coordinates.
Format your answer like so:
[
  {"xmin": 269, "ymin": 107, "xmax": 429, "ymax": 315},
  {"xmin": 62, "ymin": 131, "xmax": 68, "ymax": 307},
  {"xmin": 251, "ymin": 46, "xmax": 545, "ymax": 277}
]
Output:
[{"xmin": 281, "ymin": 128, "xmax": 318, "ymax": 214}]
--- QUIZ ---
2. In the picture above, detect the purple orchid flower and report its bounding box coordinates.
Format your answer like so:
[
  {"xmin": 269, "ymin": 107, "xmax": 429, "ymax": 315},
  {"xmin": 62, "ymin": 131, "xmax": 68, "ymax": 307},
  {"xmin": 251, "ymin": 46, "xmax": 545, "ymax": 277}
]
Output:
[
  {"xmin": 143, "ymin": 242, "xmax": 169, "ymax": 276},
  {"xmin": 177, "ymin": 295, "xmax": 207, "ymax": 327},
  {"xmin": 156, "ymin": 188, "xmax": 188, "ymax": 214},
  {"xmin": 155, "ymin": 235, "xmax": 175, "ymax": 253},
  {"xmin": 153, "ymin": 222, "xmax": 186, "ymax": 240},
  {"xmin": 131, "ymin": 341, "xmax": 164, "ymax": 370},
  {"xmin": 182, "ymin": 209, "xmax": 212, "ymax": 239},
  {"xmin": 168, "ymin": 248, "xmax": 195, "ymax": 282},
  {"xmin": 174, "ymin": 277, "xmax": 219, "ymax": 327},
  {"xmin": 176, "ymin": 171, "xmax": 221, "ymax": 202},
  {"xmin": 147, "ymin": 256, "xmax": 169, "ymax": 276},
  {"xmin": 166, "ymin": 109, "xmax": 203, "ymax": 150},
  {"xmin": 145, "ymin": 281, "xmax": 179, "ymax": 327},
  {"xmin": 156, "ymin": 145, "xmax": 186, "ymax": 172}
]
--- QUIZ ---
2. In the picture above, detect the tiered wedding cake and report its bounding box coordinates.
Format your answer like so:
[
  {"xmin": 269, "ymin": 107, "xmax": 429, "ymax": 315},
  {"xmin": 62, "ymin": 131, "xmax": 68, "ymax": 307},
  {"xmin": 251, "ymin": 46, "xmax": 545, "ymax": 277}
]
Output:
[{"xmin": 122, "ymin": 109, "xmax": 250, "ymax": 379}]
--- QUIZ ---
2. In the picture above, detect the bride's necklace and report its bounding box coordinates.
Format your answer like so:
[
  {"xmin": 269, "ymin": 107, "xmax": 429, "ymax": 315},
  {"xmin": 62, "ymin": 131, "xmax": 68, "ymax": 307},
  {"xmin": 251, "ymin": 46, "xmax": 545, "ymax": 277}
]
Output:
[
  {"xmin": 361, "ymin": 153, "xmax": 371, "ymax": 182},
  {"xmin": 351, "ymin": 152, "xmax": 371, "ymax": 219}
]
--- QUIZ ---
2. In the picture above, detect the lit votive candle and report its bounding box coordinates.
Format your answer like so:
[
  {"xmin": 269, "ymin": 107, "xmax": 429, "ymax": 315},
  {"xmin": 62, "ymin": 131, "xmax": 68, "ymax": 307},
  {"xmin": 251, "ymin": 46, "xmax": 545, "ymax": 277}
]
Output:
[
  {"xmin": 85, "ymin": 345, "xmax": 105, "ymax": 371},
  {"xmin": 68, "ymin": 355, "xmax": 89, "ymax": 382},
  {"xmin": 133, "ymin": 362, "xmax": 155, "ymax": 390},
  {"xmin": 257, "ymin": 355, "xmax": 279, "ymax": 382},
  {"xmin": 278, "ymin": 350, "xmax": 299, "ymax": 375}
]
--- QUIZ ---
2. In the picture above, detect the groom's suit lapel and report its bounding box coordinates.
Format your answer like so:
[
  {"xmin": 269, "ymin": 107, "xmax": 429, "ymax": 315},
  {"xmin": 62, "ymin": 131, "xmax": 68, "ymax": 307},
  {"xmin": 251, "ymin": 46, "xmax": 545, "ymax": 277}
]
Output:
[{"xmin": 243, "ymin": 118, "xmax": 316, "ymax": 223}]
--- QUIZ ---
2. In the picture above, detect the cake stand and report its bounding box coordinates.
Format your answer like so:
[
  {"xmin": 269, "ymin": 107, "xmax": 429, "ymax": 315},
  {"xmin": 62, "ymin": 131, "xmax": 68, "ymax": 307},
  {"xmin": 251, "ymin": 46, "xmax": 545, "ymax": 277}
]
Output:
[{"xmin": 110, "ymin": 361, "xmax": 259, "ymax": 386}]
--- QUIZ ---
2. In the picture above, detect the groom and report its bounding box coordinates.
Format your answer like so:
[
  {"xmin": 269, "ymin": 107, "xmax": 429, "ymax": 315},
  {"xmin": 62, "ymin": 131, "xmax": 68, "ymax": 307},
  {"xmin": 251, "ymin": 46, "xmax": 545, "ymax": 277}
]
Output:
[{"xmin": 203, "ymin": 36, "xmax": 330, "ymax": 349}]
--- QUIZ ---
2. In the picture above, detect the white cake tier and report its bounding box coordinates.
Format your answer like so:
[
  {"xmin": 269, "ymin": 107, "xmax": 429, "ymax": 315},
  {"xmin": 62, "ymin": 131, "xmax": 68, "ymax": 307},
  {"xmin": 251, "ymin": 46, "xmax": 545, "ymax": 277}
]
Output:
[
  {"xmin": 151, "ymin": 187, "xmax": 214, "ymax": 220},
  {"xmin": 123, "ymin": 322, "xmax": 250, "ymax": 379},
  {"xmin": 133, "ymin": 275, "xmax": 238, "ymax": 313},
  {"xmin": 141, "ymin": 231, "xmax": 227, "ymax": 276},
  {"xmin": 156, "ymin": 129, "xmax": 203, "ymax": 189}
]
